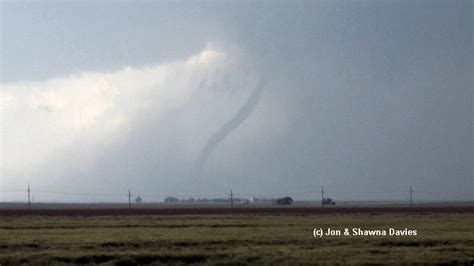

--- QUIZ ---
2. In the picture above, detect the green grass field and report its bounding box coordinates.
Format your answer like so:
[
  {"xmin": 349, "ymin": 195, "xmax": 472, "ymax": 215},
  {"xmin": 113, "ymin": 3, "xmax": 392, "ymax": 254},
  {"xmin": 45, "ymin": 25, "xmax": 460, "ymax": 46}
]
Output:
[{"xmin": 1, "ymin": 213, "xmax": 473, "ymax": 265}]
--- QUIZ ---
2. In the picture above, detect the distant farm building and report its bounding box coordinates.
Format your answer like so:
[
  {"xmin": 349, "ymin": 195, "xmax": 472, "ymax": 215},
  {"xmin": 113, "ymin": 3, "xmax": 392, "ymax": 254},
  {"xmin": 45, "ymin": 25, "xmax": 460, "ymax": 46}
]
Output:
[{"xmin": 322, "ymin": 198, "xmax": 336, "ymax": 205}]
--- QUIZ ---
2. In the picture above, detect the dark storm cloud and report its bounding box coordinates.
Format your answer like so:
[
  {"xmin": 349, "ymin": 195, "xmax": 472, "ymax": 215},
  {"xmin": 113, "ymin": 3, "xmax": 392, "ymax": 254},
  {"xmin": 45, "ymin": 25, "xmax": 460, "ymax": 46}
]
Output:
[{"xmin": 1, "ymin": 1, "xmax": 472, "ymax": 201}]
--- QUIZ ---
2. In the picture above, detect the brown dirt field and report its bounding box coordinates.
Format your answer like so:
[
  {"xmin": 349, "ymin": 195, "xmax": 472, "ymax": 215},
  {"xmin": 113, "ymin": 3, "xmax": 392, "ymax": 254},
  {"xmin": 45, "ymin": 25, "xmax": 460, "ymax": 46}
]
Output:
[{"xmin": 1, "ymin": 206, "xmax": 473, "ymax": 216}]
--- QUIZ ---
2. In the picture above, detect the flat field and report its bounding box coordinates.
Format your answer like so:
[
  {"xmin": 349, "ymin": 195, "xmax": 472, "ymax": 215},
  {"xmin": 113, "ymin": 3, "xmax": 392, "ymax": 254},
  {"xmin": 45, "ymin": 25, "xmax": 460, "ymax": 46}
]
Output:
[{"xmin": 1, "ymin": 213, "xmax": 473, "ymax": 265}]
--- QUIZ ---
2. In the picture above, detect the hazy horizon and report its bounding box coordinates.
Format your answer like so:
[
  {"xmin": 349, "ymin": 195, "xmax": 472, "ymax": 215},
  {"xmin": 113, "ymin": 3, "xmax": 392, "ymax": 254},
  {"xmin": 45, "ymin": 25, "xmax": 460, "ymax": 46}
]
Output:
[{"xmin": 1, "ymin": 1, "xmax": 472, "ymax": 202}]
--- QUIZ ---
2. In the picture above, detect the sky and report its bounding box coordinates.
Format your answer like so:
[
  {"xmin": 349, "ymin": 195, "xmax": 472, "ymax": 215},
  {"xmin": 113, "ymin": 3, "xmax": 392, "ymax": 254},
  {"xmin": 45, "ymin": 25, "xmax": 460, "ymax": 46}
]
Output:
[{"xmin": 0, "ymin": 1, "xmax": 472, "ymax": 202}]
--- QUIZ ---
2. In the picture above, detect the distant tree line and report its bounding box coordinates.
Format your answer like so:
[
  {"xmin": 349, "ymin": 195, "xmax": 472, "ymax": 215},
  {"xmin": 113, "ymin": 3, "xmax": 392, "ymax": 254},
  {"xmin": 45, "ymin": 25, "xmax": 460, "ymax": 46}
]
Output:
[
  {"xmin": 275, "ymin": 197, "xmax": 293, "ymax": 205},
  {"xmin": 164, "ymin": 197, "xmax": 250, "ymax": 203},
  {"xmin": 164, "ymin": 196, "xmax": 295, "ymax": 205}
]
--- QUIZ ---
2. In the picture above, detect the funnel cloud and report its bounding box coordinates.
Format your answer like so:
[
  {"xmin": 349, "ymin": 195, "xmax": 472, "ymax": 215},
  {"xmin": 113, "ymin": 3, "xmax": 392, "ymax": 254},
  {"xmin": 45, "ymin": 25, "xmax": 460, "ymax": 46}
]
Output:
[{"xmin": 194, "ymin": 76, "xmax": 266, "ymax": 176}]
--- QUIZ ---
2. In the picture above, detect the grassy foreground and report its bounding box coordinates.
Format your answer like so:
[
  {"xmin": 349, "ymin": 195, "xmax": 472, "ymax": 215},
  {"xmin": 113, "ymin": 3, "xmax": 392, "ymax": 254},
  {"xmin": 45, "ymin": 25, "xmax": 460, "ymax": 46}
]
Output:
[{"xmin": 0, "ymin": 213, "xmax": 473, "ymax": 265}]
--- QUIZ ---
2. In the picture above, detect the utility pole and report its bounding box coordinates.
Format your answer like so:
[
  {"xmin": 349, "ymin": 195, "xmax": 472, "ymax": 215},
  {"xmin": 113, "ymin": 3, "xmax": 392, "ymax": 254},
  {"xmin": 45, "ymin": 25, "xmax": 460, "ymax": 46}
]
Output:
[
  {"xmin": 128, "ymin": 189, "xmax": 131, "ymax": 209},
  {"xmin": 27, "ymin": 185, "xmax": 31, "ymax": 211},
  {"xmin": 409, "ymin": 186, "xmax": 413, "ymax": 207},
  {"xmin": 230, "ymin": 189, "xmax": 234, "ymax": 209},
  {"xmin": 321, "ymin": 186, "xmax": 324, "ymax": 209}
]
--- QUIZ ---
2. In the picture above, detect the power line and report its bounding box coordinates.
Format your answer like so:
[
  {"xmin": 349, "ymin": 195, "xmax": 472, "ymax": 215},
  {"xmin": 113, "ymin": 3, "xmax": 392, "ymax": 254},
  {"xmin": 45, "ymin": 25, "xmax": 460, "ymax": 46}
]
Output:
[
  {"xmin": 27, "ymin": 185, "xmax": 31, "ymax": 211},
  {"xmin": 33, "ymin": 189, "xmax": 126, "ymax": 197},
  {"xmin": 1, "ymin": 186, "xmax": 471, "ymax": 205},
  {"xmin": 414, "ymin": 191, "xmax": 472, "ymax": 195},
  {"xmin": 321, "ymin": 186, "xmax": 324, "ymax": 209},
  {"xmin": 1, "ymin": 190, "xmax": 25, "ymax": 192}
]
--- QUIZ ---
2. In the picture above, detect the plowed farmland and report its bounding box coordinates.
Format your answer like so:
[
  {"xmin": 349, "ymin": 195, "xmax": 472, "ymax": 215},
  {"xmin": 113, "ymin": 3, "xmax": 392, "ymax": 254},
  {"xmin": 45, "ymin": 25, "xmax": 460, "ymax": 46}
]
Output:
[{"xmin": 0, "ymin": 209, "xmax": 473, "ymax": 264}]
